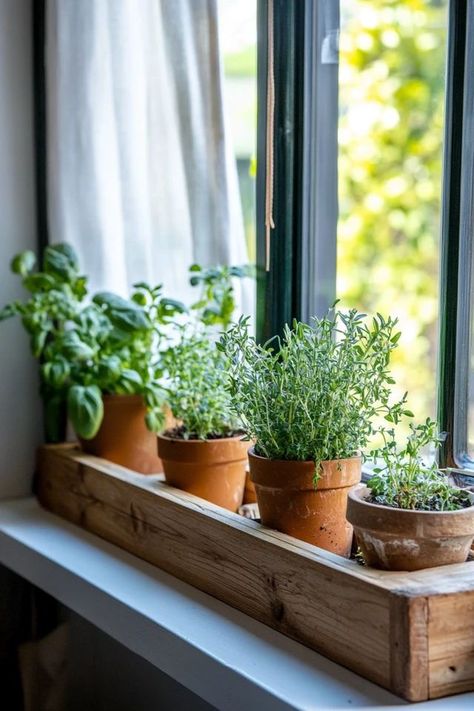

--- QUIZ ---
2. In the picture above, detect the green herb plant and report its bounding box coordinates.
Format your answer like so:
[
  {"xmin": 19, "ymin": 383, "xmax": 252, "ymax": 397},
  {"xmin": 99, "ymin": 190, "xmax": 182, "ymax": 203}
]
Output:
[
  {"xmin": 189, "ymin": 264, "xmax": 254, "ymax": 330},
  {"xmin": 367, "ymin": 418, "xmax": 472, "ymax": 511},
  {"xmin": 160, "ymin": 264, "xmax": 253, "ymax": 440},
  {"xmin": 0, "ymin": 245, "xmax": 185, "ymax": 441},
  {"xmin": 162, "ymin": 334, "xmax": 240, "ymax": 440},
  {"xmin": 219, "ymin": 307, "xmax": 411, "ymax": 479}
]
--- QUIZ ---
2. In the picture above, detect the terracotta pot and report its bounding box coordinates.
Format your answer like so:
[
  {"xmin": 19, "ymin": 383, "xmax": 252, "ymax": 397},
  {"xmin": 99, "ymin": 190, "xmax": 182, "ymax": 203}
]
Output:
[
  {"xmin": 249, "ymin": 449, "xmax": 361, "ymax": 556},
  {"xmin": 79, "ymin": 394, "xmax": 163, "ymax": 474},
  {"xmin": 347, "ymin": 485, "xmax": 474, "ymax": 571},
  {"xmin": 243, "ymin": 468, "xmax": 258, "ymax": 505},
  {"xmin": 157, "ymin": 434, "xmax": 250, "ymax": 512}
]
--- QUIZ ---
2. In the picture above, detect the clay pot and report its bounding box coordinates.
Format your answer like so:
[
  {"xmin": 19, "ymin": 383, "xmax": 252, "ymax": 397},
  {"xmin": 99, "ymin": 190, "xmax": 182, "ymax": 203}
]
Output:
[
  {"xmin": 243, "ymin": 468, "xmax": 258, "ymax": 505},
  {"xmin": 248, "ymin": 449, "xmax": 361, "ymax": 556},
  {"xmin": 157, "ymin": 434, "xmax": 250, "ymax": 512},
  {"xmin": 347, "ymin": 485, "xmax": 474, "ymax": 571},
  {"xmin": 80, "ymin": 394, "xmax": 163, "ymax": 474}
]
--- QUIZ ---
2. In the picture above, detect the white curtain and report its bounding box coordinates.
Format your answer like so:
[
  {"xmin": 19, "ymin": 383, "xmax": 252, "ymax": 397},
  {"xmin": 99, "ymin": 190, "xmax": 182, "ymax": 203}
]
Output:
[{"xmin": 46, "ymin": 0, "xmax": 251, "ymax": 311}]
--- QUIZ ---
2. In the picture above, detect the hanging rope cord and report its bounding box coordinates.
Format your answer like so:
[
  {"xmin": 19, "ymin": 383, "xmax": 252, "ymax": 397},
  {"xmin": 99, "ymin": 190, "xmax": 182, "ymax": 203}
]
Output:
[{"xmin": 265, "ymin": 0, "xmax": 275, "ymax": 272}]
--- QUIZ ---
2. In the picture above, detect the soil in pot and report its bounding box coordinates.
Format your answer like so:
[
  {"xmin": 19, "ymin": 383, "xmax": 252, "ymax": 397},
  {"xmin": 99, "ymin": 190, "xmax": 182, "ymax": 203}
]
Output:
[
  {"xmin": 347, "ymin": 485, "xmax": 474, "ymax": 571},
  {"xmin": 80, "ymin": 394, "xmax": 165, "ymax": 474},
  {"xmin": 249, "ymin": 449, "xmax": 361, "ymax": 556},
  {"xmin": 157, "ymin": 432, "xmax": 250, "ymax": 512}
]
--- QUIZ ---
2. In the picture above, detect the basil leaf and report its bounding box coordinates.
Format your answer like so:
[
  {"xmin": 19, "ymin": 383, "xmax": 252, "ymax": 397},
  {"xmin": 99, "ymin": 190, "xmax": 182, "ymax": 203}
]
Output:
[
  {"xmin": 61, "ymin": 331, "xmax": 95, "ymax": 361},
  {"xmin": 93, "ymin": 292, "xmax": 150, "ymax": 332},
  {"xmin": 67, "ymin": 384, "xmax": 104, "ymax": 439},
  {"xmin": 11, "ymin": 250, "xmax": 36, "ymax": 277},
  {"xmin": 42, "ymin": 358, "xmax": 70, "ymax": 389},
  {"xmin": 115, "ymin": 368, "xmax": 143, "ymax": 394},
  {"xmin": 43, "ymin": 245, "xmax": 77, "ymax": 281}
]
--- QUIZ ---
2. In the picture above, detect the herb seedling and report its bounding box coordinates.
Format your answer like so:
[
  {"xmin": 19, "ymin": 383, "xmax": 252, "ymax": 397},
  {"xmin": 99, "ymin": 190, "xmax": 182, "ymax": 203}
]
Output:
[{"xmin": 367, "ymin": 418, "xmax": 471, "ymax": 511}]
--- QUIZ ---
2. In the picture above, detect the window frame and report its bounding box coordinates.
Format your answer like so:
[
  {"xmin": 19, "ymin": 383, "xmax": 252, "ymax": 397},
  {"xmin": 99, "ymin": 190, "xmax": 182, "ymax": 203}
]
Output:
[{"xmin": 452, "ymin": 0, "xmax": 474, "ymax": 470}]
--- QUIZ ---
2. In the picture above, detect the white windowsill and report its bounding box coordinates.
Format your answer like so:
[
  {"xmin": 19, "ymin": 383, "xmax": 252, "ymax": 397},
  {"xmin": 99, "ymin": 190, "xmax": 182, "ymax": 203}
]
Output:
[{"xmin": 1, "ymin": 498, "xmax": 473, "ymax": 711}]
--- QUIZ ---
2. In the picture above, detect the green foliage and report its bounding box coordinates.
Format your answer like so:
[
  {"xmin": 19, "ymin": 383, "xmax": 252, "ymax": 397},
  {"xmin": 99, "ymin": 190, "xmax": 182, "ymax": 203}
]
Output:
[
  {"xmin": 160, "ymin": 264, "xmax": 253, "ymax": 439},
  {"xmin": 11, "ymin": 250, "xmax": 36, "ymax": 277},
  {"xmin": 223, "ymin": 46, "xmax": 256, "ymax": 77},
  {"xmin": 189, "ymin": 264, "xmax": 254, "ymax": 331},
  {"xmin": 162, "ymin": 334, "xmax": 239, "ymax": 440},
  {"xmin": 219, "ymin": 308, "xmax": 408, "ymax": 477},
  {"xmin": 1, "ymin": 245, "xmax": 253, "ymax": 443},
  {"xmin": 367, "ymin": 419, "xmax": 472, "ymax": 511},
  {"xmin": 0, "ymin": 244, "xmax": 183, "ymax": 441},
  {"xmin": 67, "ymin": 385, "xmax": 104, "ymax": 439}
]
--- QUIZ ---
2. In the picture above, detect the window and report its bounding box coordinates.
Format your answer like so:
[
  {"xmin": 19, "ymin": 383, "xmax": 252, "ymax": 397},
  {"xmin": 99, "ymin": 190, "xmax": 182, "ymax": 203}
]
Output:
[
  {"xmin": 218, "ymin": 0, "xmax": 257, "ymax": 263},
  {"xmin": 257, "ymin": 0, "xmax": 470, "ymax": 465},
  {"xmin": 338, "ymin": 0, "xmax": 447, "ymax": 430}
]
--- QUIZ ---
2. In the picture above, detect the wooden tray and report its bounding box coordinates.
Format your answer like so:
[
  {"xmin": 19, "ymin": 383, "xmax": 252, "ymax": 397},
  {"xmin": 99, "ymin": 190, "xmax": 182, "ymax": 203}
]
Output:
[{"xmin": 36, "ymin": 445, "xmax": 474, "ymax": 702}]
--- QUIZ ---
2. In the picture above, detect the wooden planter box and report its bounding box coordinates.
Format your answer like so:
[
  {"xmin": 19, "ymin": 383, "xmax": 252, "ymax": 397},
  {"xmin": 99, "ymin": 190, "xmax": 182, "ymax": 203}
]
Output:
[{"xmin": 36, "ymin": 445, "xmax": 474, "ymax": 702}]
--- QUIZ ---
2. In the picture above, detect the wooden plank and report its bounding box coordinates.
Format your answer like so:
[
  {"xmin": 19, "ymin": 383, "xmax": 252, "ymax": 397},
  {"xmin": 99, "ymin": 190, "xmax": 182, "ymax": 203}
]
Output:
[
  {"xmin": 36, "ymin": 446, "xmax": 400, "ymax": 587},
  {"xmin": 390, "ymin": 594, "xmax": 429, "ymax": 701},
  {"xmin": 36, "ymin": 445, "xmax": 392, "ymax": 690},
  {"xmin": 35, "ymin": 445, "xmax": 474, "ymax": 702},
  {"xmin": 428, "ymin": 593, "xmax": 474, "ymax": 698}
]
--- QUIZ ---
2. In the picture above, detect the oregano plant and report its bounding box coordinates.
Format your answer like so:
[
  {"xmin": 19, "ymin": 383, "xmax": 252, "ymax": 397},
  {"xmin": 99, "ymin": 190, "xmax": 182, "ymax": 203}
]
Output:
[
  {"xmin": 161, "ymin": 333, "xmax": 240, "ymax": 439},
  {"xmin": 218, "ymin": 307, "xmax": 411, "ymax": 478},
  {"xmin": 159, "ymin": 264, "xmax": 254, "ymax": 440}
]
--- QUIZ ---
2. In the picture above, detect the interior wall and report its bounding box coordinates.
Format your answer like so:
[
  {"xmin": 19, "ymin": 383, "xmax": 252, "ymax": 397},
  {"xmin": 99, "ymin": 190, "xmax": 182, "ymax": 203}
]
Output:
[{"xmin": 0, "ymin": 0, "xmax": 42, "ymax": 498}]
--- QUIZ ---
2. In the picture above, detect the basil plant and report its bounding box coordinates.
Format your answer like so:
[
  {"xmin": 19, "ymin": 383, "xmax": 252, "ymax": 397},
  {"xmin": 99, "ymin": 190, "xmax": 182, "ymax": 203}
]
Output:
[{"xmin": 0, "ymin": 244, "xmax": 185, "ymax": 441}]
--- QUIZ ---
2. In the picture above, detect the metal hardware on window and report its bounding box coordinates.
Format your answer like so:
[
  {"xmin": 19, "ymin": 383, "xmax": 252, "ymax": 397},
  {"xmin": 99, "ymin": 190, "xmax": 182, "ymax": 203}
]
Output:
[{"xmin": 321, "ymin": 29, "xmax": 339, "ymax": 65}]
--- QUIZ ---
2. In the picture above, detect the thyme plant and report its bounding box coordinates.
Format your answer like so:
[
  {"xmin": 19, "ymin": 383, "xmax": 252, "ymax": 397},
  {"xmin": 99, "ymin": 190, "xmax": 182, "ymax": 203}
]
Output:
[
  {"xmin": 219, "ymin": 308, "xmax": 410, "ymax": 475},
  {"xmin": 367, "ymin": 419, "xmax": 471, "ymax": 511}
]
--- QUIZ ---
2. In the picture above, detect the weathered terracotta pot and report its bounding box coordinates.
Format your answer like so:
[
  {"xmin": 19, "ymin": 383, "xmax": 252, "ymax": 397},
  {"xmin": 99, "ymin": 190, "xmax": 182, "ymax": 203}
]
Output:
[
  {"xmin": 79, "ymin": 394, "xmax": 163, "ymax": 474},
  {"xmin": 347, "ymin": 485, "xmax": 474, "ymax": 571},
  {"xmin": 157, "ymin": 434, "xmax": 250, "ymax": 512},
  {"xmin": 249, "ymin": 449, "xmax": 361, "ymax": 556},
  {"xmin": 243, "ymin": 468, "xmax": 257, "ymax": 504}
]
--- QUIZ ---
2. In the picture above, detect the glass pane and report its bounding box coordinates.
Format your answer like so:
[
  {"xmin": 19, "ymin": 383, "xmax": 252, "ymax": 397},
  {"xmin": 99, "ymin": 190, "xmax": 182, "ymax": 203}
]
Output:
[
  {"xmin": 337, "ymin": 0, "xmax": 448, "ymax": 434},
  {"xmin": 218, "ymin": 0, "xmax": 257, "ymax": 263}
]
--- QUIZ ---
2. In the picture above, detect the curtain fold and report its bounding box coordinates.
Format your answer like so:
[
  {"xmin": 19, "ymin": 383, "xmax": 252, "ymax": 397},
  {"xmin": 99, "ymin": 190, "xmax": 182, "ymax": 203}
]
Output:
[{"xmin": 46, "ymin": 0, "xmax": 251, "ymax": 310}]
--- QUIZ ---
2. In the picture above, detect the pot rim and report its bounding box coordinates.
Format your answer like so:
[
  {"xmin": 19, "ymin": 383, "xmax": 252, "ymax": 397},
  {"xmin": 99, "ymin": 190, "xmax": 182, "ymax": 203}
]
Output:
[
  {"xmin": 349, "ymin": 484, "xmax": 474, "ymax": 516},
  {"xmin": 159, "ymin": 431, "xmax": 247, "ymax": 445},
  {"xmin": 101, "ymin": 393, "xmax": 143, "ymax": 403},
  {"xmin": 248, "ymin": 446, "xmax": 361, "ymax": 466}
]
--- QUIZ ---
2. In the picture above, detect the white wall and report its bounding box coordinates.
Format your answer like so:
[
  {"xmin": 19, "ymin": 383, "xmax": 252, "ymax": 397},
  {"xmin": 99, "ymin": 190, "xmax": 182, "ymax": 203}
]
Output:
[{"xmin": 0, "ymin": 0, "xmax": 42, "ymax": 498}]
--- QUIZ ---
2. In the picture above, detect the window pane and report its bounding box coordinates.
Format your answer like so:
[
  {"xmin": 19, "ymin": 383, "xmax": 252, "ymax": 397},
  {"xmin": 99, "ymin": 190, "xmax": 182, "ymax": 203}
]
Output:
[
  {"xmin": 337, "ymin": 0, "xmax": 448, "ymax": 431},
  {"xmin": 218, "ymin": 0, "xmax": 257, "ymax": 264}
]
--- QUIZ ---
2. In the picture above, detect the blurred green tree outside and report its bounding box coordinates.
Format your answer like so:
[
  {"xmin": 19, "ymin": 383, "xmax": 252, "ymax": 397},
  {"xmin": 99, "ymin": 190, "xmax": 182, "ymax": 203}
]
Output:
[{"xmin": 338, "ymin": 0, "xmax": 447, "ymax": 430}]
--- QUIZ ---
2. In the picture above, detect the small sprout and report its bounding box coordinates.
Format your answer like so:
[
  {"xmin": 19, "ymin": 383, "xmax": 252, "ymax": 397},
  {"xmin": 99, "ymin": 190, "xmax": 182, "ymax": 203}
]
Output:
[{"xmin": 367, "ymin": 419, "xmax": 471, "ymax": 511}]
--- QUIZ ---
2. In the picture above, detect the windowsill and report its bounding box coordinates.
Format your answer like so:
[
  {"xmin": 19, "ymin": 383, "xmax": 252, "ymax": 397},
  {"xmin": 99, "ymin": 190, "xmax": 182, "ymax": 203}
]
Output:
[{"xmin": 1, "ymin": 498, "xmax": 473, "ymax": 711}]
